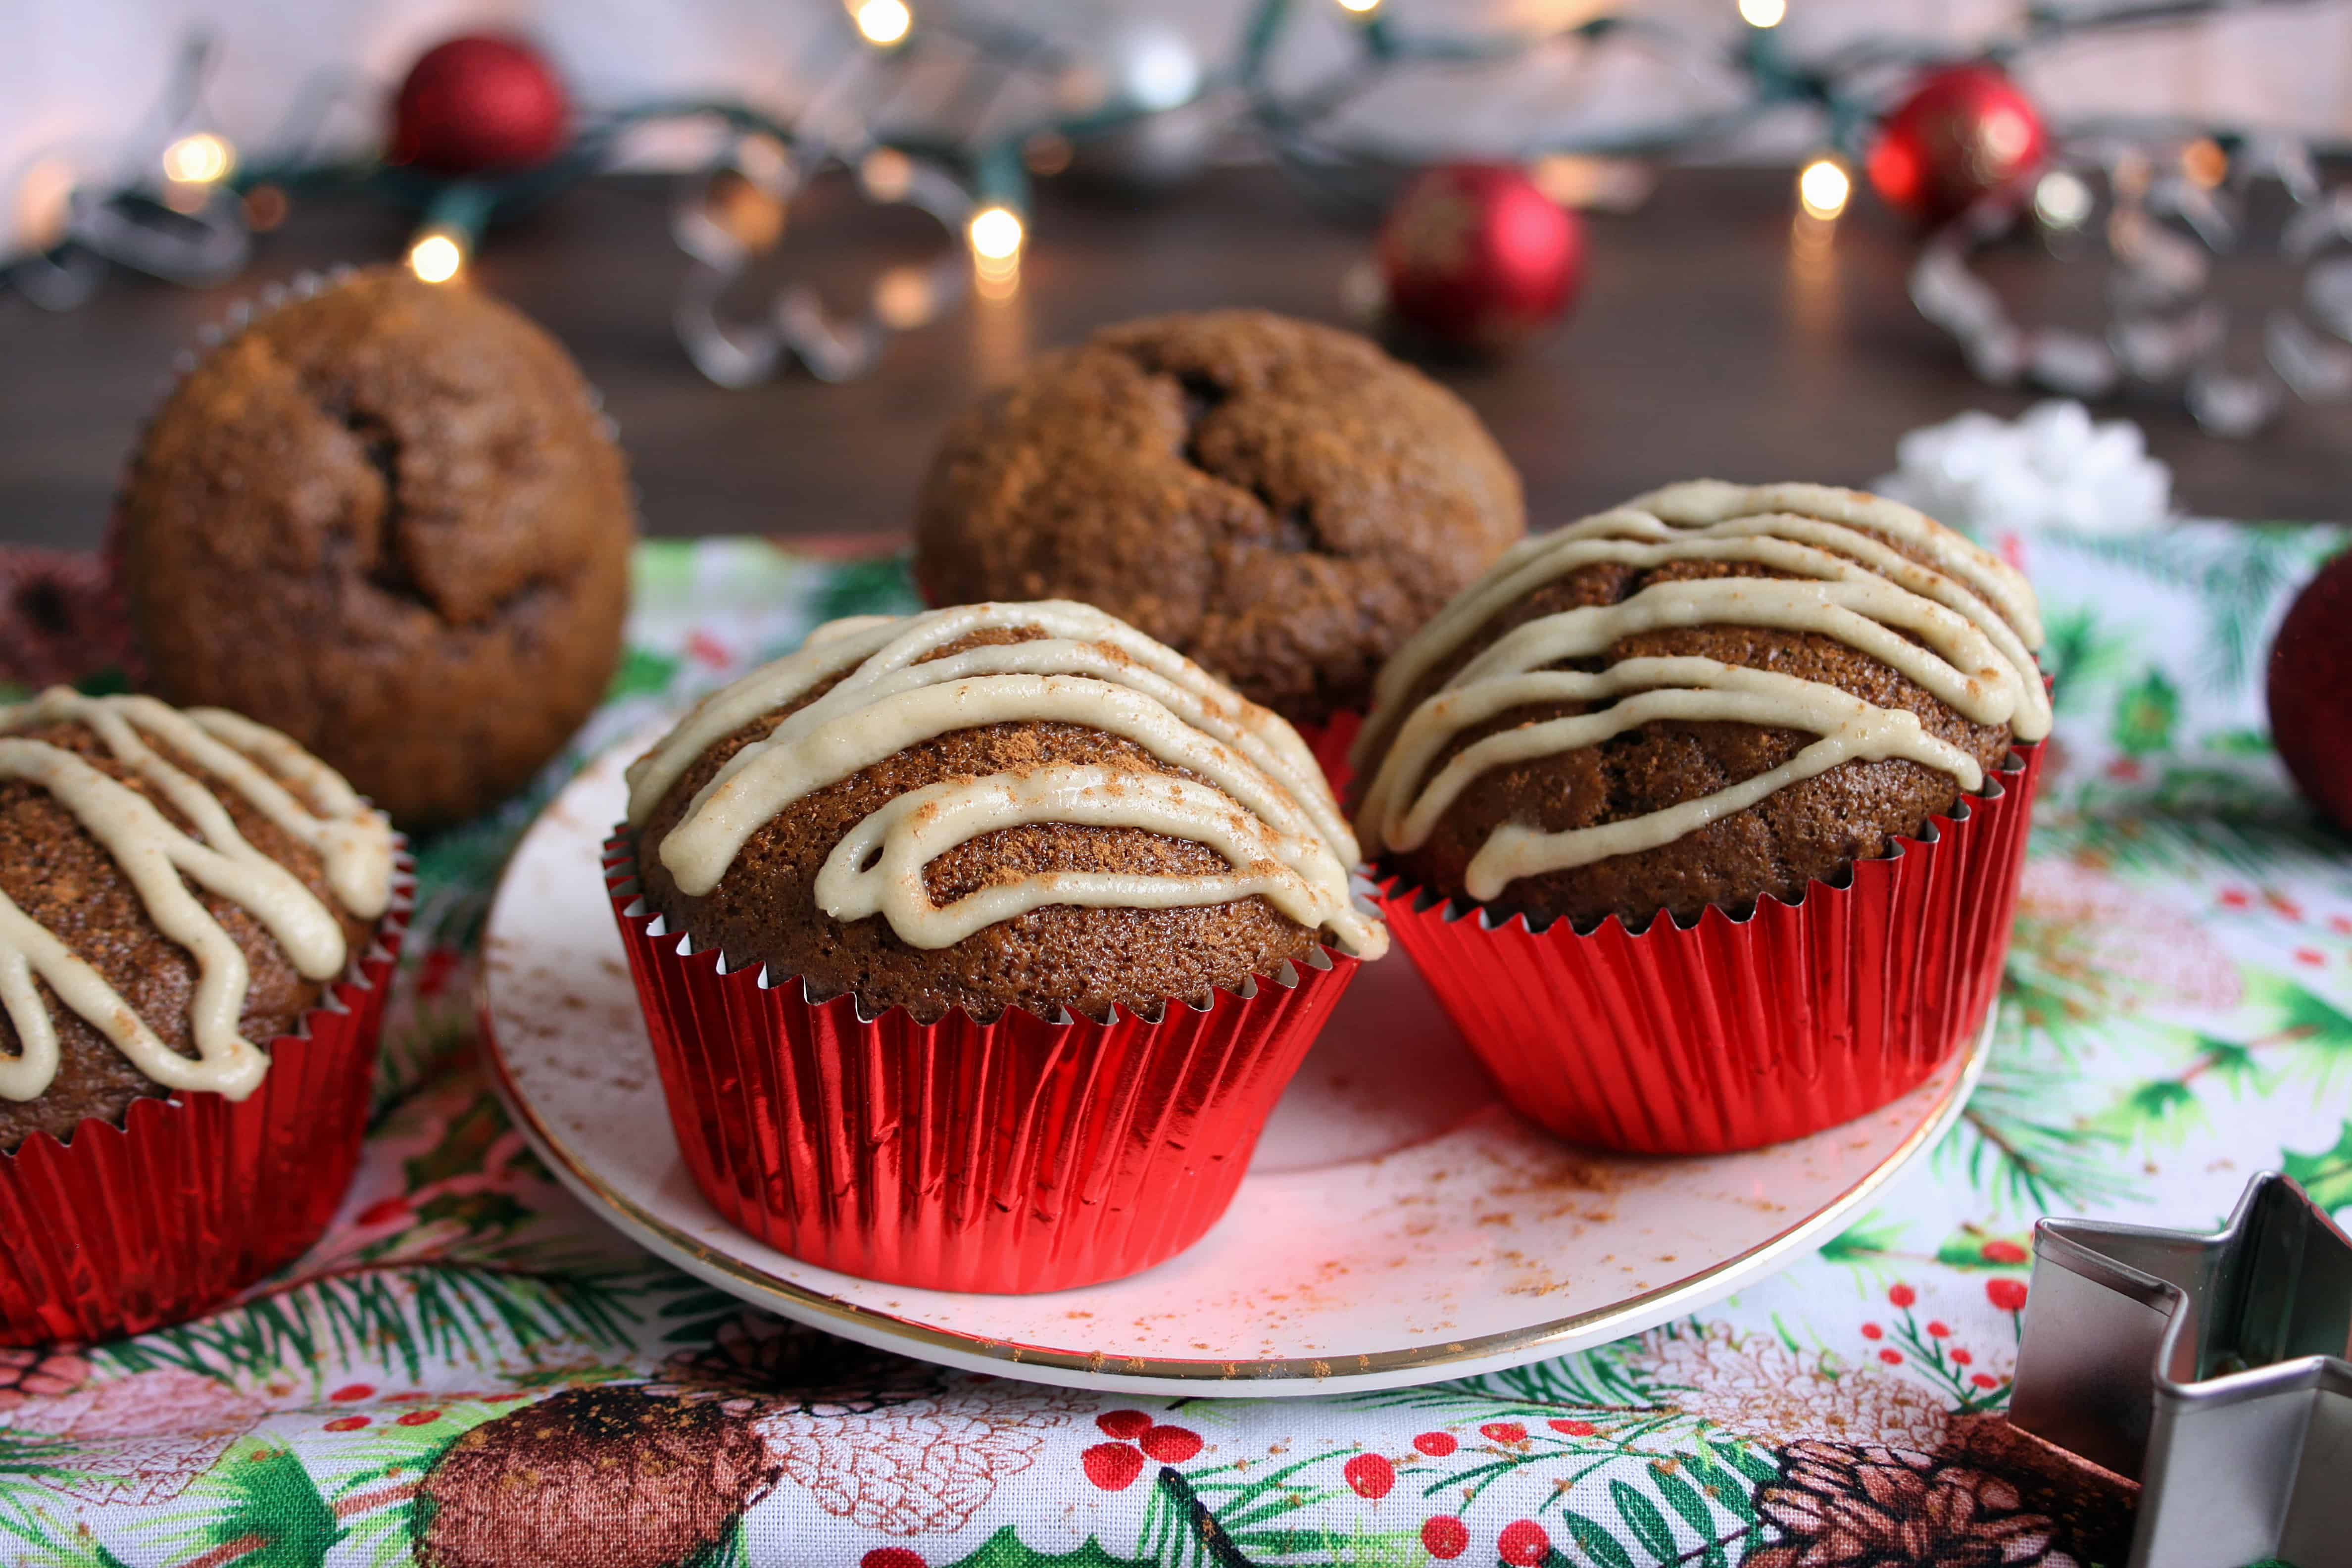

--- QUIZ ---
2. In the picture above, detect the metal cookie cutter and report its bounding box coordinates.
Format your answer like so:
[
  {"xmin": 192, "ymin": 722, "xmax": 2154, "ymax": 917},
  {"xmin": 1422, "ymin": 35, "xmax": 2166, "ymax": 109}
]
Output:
[{"xmin": 2010, "ymin": 1171, "xmax": 2352, "ymax": 1568}]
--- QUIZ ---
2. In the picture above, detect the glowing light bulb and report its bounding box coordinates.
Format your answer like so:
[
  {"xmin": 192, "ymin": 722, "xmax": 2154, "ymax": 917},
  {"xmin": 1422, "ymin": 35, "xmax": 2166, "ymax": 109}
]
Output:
[
  {"xmin": 1124, "ymin": 27, "xmax": 1200, "ymax": 111},
  {"xmin": 873, "ymin": 266, "xmax": 935, "ymax": 330},
  {"xmin": 1738, "ymin": 0, "xmax": 1786, "ymax": 26},
  {"xmin": 1335, "ymin": 0, "xmax": 1381, "ymax": 13},
  {"xmin": 968, "ymin": 206, "xmax": 1023, "ymax": 261},
  {"xmin": 1981, "ymin": 106, "xmax": 2033, "ymax": 165},
  {"xmin": 408, "ymin": 232, "xmax": 464, "ymax": 284},
  {"xmin": 853, "ymin": 0, "xmax": 911, "ymax": 45},
  {"xmin": 860, "ymin": 148, "xmax": 912, "ymax": 203},
  {"xmin": 2182, "ymin": 138, "xmax": 2227, "ymax": 190},
  {"xmin": 2033, "ymin": 170, "xmax": 2092, "ymax": 231},
  {"xmin": 162, "ymin": 133, "xmax": 234, "ymax": 186},
  {"xmin": 1797, "ymin": 158, "xmax": 1850, "ymax": 220},
  {"xmin": 15, "ymin": 158, "xmax": 78, "ymax": 250}
]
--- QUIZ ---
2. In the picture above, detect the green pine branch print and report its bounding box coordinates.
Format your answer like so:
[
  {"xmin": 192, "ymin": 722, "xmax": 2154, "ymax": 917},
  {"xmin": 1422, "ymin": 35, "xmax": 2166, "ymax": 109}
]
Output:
[
  {"xmin": 1148, "ymin": 1351, "xmax": 1776, "ymax": 1568},
  {"xmin": 0, "ymin": 1431, "xmax": 121, "ymax": 1568},
  {"xmin": 2284, "ymin": 1122, "xmax": 2352, "ymax": 1216},
  {"xmin": 2035, "ymin": 605, "xmax": 2137, "ymax": 718},
  {"xmin": 2107, "ymin": 668, "xmax": 2179, "ymax": 756},
  {"xmin": 1817, "ymin": 1215, "xmax": 2038, "ymax": 1279},
  {"xmin": 1133, "ymin": 1448, "xmax": 1361, "ymax": 1568},
  {"xmin": 943, "ymin": 1526, "xmax": 1157, "ymax": 1568},
  {"xmin": 812, "ymin": 552, "xmax": 924, "ymax": 625},
  {"xmin": 1351, "ymin": 1338, "xmax": 1662, "ymax": 1416},
  {"xmin": 140, "ymin": 1437, "xmax": 342, "ymax": 1568},
  {"xmin": 92, "ymin": 1259, "xmax": 669, "ymax": 1387},
  {"xmin": 2090, "ymin": 979, "xmax": 2352, "ymax": 1152},
  {"xmin": 2055, "ymin": 523, "xmax": 2346, "ymax": 694},
  {"xmin": 1947, "ymin": 1045, "xmax": 2135, "ymax": 1215},
  {"xmin": 1816, "ymin": 1211, "xmax": 1904, "ymax": 1268}
]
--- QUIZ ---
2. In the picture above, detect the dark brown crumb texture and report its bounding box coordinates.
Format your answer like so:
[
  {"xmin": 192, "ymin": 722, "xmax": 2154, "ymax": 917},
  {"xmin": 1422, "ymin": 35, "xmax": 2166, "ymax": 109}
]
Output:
[
  {"xmin": 911, "ymin": 309, "xmax": 1524, "ymax": 728},
  {"xmin": 635, "ymin": 627, "xmax": 1322, "ymax": 1024},
  {"xmin": 1365, "ymin": 539, "xmax": 2017, "ymax": 931},
  {"xmin": 117, "ymin": 266, "xmax": 635, "ymax": 827},
  {"xmin": 0, "ymin": 721, "xmax": 373, "ymax": 1153}
]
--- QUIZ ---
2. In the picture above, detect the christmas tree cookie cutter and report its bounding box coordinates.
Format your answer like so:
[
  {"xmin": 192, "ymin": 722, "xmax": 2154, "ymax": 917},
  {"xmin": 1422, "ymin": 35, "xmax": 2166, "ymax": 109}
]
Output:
[{"xmin": 2009, "ymin": 1171, "xmax": 2352, "ymax": 1568}]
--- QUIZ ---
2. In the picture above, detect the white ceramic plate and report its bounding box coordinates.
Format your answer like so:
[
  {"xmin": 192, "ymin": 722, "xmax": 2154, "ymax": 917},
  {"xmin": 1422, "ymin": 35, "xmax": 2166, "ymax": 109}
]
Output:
[{"xmin": 482, "ymin": 732, "xmax": 1990, "ymax": 1397}]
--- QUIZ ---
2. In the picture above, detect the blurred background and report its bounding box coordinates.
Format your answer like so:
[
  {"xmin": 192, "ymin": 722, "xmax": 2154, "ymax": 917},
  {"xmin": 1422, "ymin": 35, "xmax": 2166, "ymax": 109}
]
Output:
[
  {"xmin": 4, "ymin": 0, "xmax": 2349, "ymax": 548},
  {"xmin": 8, "ymin": 0, "xmax": 2351, "ymax": 209}
]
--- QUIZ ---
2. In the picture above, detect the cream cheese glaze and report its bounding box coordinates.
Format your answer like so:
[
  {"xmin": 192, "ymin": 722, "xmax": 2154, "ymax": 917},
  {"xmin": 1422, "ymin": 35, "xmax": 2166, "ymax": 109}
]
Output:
[
  {"xmin": 0, "ymin": 690, "xmax": 394, "ymax": 1104},
  {"xmin": 1353, "ymin": 481, "xmax": 2046, "ymax": 903},
  {"xmin": 626, "ymin": 601, "xmax": 1386, "ymax": 958}
]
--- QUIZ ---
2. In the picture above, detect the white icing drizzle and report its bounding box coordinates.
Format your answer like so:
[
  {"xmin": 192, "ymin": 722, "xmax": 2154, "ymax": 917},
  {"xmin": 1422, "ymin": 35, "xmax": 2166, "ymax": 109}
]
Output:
[
  {"xmin": 1354, "ymin": 482, "xmax": 2045, "ymax": 902},
  {"xmin": 0, "ymin": 691, "xmax": 394, "ymax": 1104},
  {"xmin": 627, "ymin": 601, "xmax": 1384, "ymax": 957}
]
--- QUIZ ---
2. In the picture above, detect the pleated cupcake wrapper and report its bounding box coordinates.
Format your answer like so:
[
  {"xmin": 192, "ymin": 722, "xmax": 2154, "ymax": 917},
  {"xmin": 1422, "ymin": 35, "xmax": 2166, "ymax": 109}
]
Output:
[
  {"xmin": 1377, "ymin": 743, "xmax": 2043, "ymax": 1155},
  {"xmin": 0, "ymin": 851, "xmax": 413, "ymax": 1347},
  {"xmin": 1292, "ymin": 708, "xmax": 1365, "ymax": 799},
  {"xmin": 605, "ymin": 837, "xmax": 1360, "ymax": 1294}
]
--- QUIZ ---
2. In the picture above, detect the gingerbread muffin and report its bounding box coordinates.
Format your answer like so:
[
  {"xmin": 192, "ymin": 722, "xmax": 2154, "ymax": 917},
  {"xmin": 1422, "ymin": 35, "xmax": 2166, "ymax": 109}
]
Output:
[
  {"xmin": 1356, "ymin": 481, "xmax": 2047, "ymax": 927},
  {"xmin": 911, "ymin": 311, "xmax": 1524, "ymax": 735},
  {"xmin": 0, "ymin": 691, "xmax": 394, "ymax": 1152},
  {"xmin": 116, "ymin": 266, "xmax": 634, "ymax": 827},
  {"xmin": 1355, "ymin": 482, "xmax": 2049, "ymax": 1153},
  {"xmin": 613, "ymin": 600, "xmax": 1383, "ymax": 1291},
  {"xmin": 627, "ymin": 600, "xmax": 1382, "ymax": 1021},
  {"xmin": 0, "ymin": 689, "xmax": 402, "ymax": 1343}
]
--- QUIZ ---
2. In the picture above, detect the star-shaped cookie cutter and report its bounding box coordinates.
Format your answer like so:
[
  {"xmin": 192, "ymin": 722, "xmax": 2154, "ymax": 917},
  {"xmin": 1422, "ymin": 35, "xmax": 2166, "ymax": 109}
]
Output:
[{"xmin": 2010, "ymin": 1171, "xmax": 2352, "ymax": 1568}]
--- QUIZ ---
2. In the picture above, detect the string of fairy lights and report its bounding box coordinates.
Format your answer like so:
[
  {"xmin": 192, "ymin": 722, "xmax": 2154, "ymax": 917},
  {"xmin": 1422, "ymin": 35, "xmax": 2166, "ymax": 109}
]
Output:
[{"xmin": 2, "ymin": 0, "xmax": 2343, "ymax": 409}]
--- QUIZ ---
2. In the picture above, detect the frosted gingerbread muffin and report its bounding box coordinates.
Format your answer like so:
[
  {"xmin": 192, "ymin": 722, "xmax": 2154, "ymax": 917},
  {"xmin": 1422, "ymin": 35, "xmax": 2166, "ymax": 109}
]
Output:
[
  {"xmin": 626, "ymin": 600, "xmax": 1384, "ymax": 1022},
  {"xmin": 612, "ymin": 600, "xmax": 1385, "ymax": 1291},
  {"xmin": 116, "ymin": 265, "xmax": 634, "ymax": 827},
  {"xmin": 0, "ymin": 688, "xmax": 401, "ymax": 1344},
  {"xmin": 0, "ymin": 691, "xmax": 394, "ymax": 1152},
  {"xmin": 911, "ymin": 310, "xmax": 1524, "ymax": 735},
  {"xmin": 1351, "ymin": 482, "xmax": 2050, "ymax": 1152},
  {"xmin": 1355, "ymin": 480, "xmax": 2048, "ymax": 928}
]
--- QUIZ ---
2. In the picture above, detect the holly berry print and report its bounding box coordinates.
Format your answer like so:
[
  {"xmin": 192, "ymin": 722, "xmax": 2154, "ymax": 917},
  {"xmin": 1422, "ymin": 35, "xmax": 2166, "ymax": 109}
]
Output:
[{"xmin": 0, "ymin": 520, "xmax": 2344, "ymax": 1566}]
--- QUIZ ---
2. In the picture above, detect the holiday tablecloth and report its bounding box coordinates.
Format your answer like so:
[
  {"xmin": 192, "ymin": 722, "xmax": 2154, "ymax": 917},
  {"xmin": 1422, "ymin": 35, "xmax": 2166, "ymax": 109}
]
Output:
[{"xmin": 0, "ymin": 516, "xmax": 2346, "ymax": 1568}]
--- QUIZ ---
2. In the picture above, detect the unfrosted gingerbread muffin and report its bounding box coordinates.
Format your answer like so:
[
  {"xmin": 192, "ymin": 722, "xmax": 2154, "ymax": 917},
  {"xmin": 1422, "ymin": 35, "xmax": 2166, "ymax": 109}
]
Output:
[
  {"xmin": 116, "ymin": 266, "xmax": 634, "ymax": 827},
  {"xmin": 911, "ymin": 310, "xmax": 1523, "ymax": 731},
  {"xmin": 627, "ymin": 601, "xmax": 1383, "ymax": 1023},
  {"xmin": 1354, "ymin": 481, "xmax": 2048, "ymax": 929},
  {"xmin": 0, "ymin": 691, "xmax": 393, "ymax": 1152}
]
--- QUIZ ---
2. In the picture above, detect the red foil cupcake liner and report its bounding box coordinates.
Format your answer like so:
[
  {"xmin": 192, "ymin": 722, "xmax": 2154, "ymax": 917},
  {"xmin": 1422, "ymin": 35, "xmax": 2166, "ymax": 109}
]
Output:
[
  {"xmin": 1293, "ymin": 708, "xmax": 1364, "ymax": 800},
  {"xmin": 0, "ymin": 858, "xmax": 412, "ymax": 1347},
  {"xmin": 1377, "ymin": 744, "xmax": 2043, "ymax": 1155},
  {"xmin": 605, "ymin": 837, "xmax": 1360, "ymax": 1293}
]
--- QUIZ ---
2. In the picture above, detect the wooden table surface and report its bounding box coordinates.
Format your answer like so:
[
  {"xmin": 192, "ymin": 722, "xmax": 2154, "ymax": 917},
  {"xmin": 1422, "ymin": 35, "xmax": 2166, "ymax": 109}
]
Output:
[{"xmin": 3, "ymin": 164, "xmax": 2343, "ymax": 552}]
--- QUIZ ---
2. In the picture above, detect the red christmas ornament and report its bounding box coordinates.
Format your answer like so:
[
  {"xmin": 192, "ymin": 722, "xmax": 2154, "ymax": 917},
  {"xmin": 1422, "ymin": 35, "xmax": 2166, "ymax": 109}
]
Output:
[
  {"xmin": 2268, "ymin": 549, "xmax": 2352, "ymax": 834},
  {"xmin": 1866, "ymin": 63, "xmax": 2047, "ymax": 225},
  {"xmin": 1377, "ymin": 162, "xmax": 1583, "ymax": 353},
  {"xmin": 392, "ymin": 34, "xmax": 569, "ymax": 175}
]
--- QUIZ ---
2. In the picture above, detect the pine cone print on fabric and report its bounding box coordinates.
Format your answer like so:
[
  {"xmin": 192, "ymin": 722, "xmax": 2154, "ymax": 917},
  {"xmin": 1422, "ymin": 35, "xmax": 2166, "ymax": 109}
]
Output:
[
  {"xmin": 10, "ymin": 1368, "xmax": 263, "ymax": 1507},
  {"xmin": 0, "ymin": 1347, "xmax": 89, "ymax": 1410},
  {"xmin": 2013, "ymin": 858, "xmax": 2242, "ymax": 1011},
  {"xmin": 1749, "ymin": 1434, "xmax": 2130, "ymax": 1568},
  {"xmin": 416, "ymin": 1385, "xmax": 781, "ymax": 1568},
  {"xmin": 1636, "ymin": 1323, "xmax": 1952, "ymax": 1451},
  {"xmin": 763, "ymin": 1388, "xmax": 1091, "ymax": 1537},
  {"xmin": 659, "ymin": 1313, "xmax": 948, "ymax": 1416}
]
